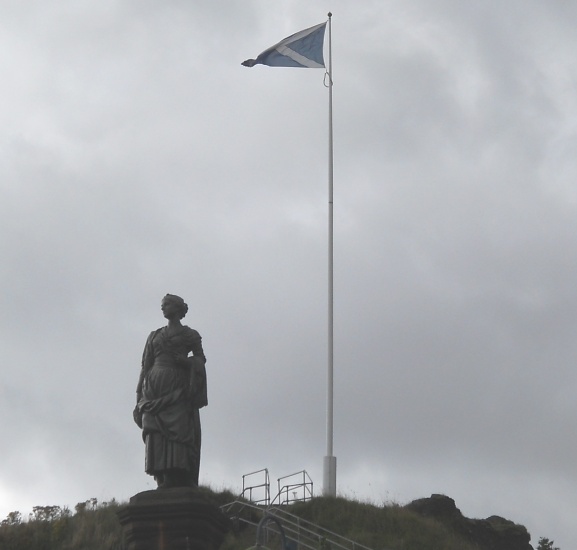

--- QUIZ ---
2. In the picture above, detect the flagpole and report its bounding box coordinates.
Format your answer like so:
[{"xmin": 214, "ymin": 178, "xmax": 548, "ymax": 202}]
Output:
[{"xmin": 323, "ymin": 11, "xmax": 337, "ymax": 497}]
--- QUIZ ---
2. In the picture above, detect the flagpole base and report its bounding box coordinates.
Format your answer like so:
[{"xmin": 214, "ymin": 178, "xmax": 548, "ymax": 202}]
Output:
[{"xmin": 323, "ymin": 456, "xmax": 337, "ymax": 496}]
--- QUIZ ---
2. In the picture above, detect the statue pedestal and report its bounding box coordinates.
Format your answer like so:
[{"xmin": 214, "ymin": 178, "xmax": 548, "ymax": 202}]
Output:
[{"xmin": 118, "ymin": 488, "xmax": 229, "ymax": 550}]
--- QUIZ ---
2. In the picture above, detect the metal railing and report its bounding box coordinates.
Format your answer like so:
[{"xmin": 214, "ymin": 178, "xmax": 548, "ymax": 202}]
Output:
[
  {"xmin": 241, "ymin": 468, "xmax": 271, "ymax": 506},
  {"xmin": 273, "ymin": 471, "xmax": 313, "ymax": 505},
  {"xmin": 221, "ymin": 500, "xmax": 377, "ymax": 550}
]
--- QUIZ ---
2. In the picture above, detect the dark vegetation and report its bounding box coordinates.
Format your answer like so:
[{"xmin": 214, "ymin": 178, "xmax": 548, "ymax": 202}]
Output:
[
  {"xmin": 0, "ymin": 498, "xmax": 125, "ymax": 550},
  {"xmin": 0, "ymin": 488, "xmax": 557, "ymax": 550}
]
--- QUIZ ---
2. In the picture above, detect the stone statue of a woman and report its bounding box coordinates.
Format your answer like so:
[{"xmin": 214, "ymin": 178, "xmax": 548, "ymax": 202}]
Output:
[{"xmin": 133, "ymin": 294, "xmax": 207, "ymax": 488}]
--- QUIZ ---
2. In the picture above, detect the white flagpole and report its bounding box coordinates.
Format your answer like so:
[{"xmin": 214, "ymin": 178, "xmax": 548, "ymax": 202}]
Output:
[{"xmin": 323, "ymin": 11, "xmax": 337, "ymax": 497}]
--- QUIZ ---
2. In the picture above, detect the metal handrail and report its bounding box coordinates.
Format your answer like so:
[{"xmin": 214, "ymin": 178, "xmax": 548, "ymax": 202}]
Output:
[
  {"xmin": 273, "ymin": 471, "xmax": 313, "ymax": 505},
  {"xmin": 241, "ymin": 468, "xmax": 271, "ymax": 506},
  {"xmin": 221, "ymin": 500, "xmax": 377, "ymax": 550}
]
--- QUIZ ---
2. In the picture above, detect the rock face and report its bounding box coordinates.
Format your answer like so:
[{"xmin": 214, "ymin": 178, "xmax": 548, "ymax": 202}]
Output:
[{"xmin": 405, "ymin": 494, "xmax": 533, "ymax": 550}]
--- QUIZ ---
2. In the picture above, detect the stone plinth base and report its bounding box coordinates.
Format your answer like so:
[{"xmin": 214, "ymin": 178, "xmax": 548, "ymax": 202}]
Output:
[{"xmin": 118, "ymin": 487, "xmax": 229, "ymax": 550}]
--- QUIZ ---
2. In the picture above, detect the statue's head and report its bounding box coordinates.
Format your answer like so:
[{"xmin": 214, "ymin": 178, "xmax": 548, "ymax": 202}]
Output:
[{"xmin": 161, "ymin": 294, "xmax": 188, "ymax": 320}]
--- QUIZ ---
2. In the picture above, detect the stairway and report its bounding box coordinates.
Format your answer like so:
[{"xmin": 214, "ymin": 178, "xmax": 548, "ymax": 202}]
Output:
[{"xmin": 221, "ymin": 500, "xmax": 376, "ymax": 550}]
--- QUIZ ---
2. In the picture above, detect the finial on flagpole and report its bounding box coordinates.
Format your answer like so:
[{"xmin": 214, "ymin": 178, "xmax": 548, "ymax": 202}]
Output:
[{"xmin": 328, "ymin": 12, "xmax": 332, "ymax": 18}]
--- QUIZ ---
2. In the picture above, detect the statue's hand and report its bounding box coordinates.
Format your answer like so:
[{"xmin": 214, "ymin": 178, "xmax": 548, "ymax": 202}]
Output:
[{"xmin": 133, "ymin": 405, "xmax": 143, "ymax": 428}]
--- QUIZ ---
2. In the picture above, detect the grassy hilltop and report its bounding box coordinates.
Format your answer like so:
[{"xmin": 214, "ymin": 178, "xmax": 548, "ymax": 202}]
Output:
[{"xmin": 0, "ymin": 487, "xmax": 540, "ymax": 550}]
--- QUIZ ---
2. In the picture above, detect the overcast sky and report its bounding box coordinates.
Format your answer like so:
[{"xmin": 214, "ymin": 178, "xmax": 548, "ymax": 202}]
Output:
[{"xmin": 1, "ymin": 0, "xmax": 577, "ymax": 547}]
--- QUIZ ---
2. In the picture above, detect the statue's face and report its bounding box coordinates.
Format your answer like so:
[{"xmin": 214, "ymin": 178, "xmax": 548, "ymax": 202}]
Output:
[{"xmin": 161, "ymin": 297, "xmax": 180, "ymax": 319}]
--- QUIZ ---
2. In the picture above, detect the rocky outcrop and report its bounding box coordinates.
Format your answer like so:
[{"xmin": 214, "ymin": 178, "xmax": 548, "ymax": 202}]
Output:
[{"xmin": 405, "ymin": 494, "xmax": 533, "ymax": 550}]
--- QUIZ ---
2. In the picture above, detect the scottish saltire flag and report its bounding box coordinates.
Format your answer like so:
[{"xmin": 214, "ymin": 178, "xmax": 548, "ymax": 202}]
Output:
[{"xmin": 242, "ymin": 22, "xmax": 326, "ymax": 68}]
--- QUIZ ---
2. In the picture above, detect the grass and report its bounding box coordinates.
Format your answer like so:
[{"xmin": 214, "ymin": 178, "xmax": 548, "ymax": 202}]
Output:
[{"xmin": 0, "ymin": 488, "xmax": 507, "ymax": 550}]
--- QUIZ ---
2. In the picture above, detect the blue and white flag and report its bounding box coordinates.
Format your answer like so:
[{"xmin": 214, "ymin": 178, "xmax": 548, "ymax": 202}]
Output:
[{"xmin": 242, "ymin": 22, "xmax": 326, "ymax": 68}]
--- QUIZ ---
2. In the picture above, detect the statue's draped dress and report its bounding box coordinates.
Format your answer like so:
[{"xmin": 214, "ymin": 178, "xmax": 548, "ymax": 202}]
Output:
[{"xmin": 137, "ymin": 325, "xmax": 206, "ymax": 485}]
